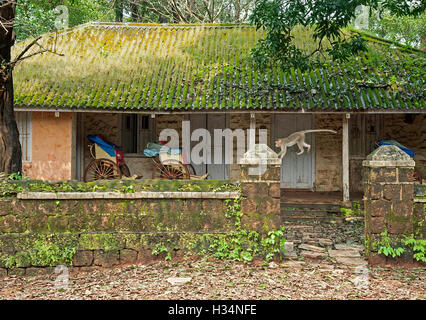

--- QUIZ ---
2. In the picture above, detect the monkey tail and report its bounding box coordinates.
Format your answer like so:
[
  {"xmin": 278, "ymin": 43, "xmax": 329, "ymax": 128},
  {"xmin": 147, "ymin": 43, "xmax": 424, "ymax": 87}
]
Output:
[{"xmin": 303, "ymin": 129, "xmax": 337, "ymax": 134}]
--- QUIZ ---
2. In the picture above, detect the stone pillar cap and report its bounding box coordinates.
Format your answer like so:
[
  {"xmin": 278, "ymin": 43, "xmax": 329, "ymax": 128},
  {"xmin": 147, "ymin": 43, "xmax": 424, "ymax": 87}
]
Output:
[
  {"xmin": 362, "ymin": 145, "xmax": 415, "ymax": 167},
  {"xmin": 239, "ymin": 144, "xmax": 282, "ymax": 165}
]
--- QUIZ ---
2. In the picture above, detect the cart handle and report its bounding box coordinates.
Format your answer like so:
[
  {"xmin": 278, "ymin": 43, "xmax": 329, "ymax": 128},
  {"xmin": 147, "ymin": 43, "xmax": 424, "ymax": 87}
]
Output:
[{"xmin": 89, "ymin": 144, "xmax": 96, "ymax": 159}]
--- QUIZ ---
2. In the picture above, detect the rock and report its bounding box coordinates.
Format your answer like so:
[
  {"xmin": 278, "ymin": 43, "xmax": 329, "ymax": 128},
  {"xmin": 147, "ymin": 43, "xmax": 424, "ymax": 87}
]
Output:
[
  {"xmin": 284, "ymin": 241, "xmax": 294, "ymax": 252},
  {"xmin": 299, "ymin": 244, "xmax": 326, "ymax": 253},
  {"xmin": 283, "ymin": 241, "xmax": 298, "ymax": 258},
  {"xmin": 335, "ymin": 257, "xmax": 367, "ymax": 266},
  {"xmin": 283, "ymin": 251, "xmax": 298, "ymax": 258},
  {"xmin": 166, "ymin": 277, "xmax": 192, "ymax": 286},
  {"xmin": 120, "ymin": 249, "xmax": 138, "ymax": 265},
  {"xmin": 281, "ymin": 261, "xmax": 305, "ymax": 268},
  {"xmin": 301, "ymin": 250, "xmax": 327, "ymax": 259},
  {"xmin": 94, "ymin": 250, "xmax": 119, "ymax": 267},
  {"xmin": 0, "ymin": 268, "xmax": 7, "ymax": 278},
  {"xmin": 345, "ymin": 217, "xmax": 363, "ymax": 222},
  {"xmin": 73, "ymin": 250, "xmax": 94, "ymax": 267},
  {"xmin": 268, "ymin": 262, "xmax": 278, "ymax": 268},
  {"xmin": 318, "ymin": 238, "xmax": 333, "ymax": 246},
  {"xmin": 7, "ymin": 268, "xmax": 26, "ymax": 276},
  {"xmin": 334, "ymin": 244, "xmax": 364, "ymax": 251},
  {"xmin": 328, "ymin": 249, "xmax": 361, "ymax": 258}
]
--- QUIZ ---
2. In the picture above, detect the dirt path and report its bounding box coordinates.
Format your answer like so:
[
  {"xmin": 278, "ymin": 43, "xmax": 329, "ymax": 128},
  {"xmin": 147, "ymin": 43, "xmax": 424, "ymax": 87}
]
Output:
[{"xmin": 0, "ymin": 258, "xmax": 424, "ymax": 300}]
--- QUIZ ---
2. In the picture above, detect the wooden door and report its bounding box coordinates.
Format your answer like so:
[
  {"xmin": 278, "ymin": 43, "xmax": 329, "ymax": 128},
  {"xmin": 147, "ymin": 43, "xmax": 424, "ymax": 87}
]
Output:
[
  {"xmin": 189, "ymin": 114, "xmax": 208, "ymax": 177},
  {"xmin": 189, "ymin": 114, "xmax": 229, "ymax": 179},
  {"xmin": 207, "ymin": 114, "xmax": 229, "ymax": 180},
  {"xmin": 273, "ymin": 114, "xmax": 315, "ymax": 189}
]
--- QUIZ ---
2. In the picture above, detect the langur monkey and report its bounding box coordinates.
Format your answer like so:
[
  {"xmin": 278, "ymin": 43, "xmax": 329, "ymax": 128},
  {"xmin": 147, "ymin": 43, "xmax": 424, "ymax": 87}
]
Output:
[{"xmin": 275, "ymin": 129, "xmax": 337, "ymax": 160}]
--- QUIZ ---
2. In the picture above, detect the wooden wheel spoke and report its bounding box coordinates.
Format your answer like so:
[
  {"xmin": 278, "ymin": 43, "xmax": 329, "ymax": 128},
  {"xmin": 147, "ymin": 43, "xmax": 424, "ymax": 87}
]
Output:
[{"xmin": 84, "ymin": 159, "xmax": 122, "ymax": 182}]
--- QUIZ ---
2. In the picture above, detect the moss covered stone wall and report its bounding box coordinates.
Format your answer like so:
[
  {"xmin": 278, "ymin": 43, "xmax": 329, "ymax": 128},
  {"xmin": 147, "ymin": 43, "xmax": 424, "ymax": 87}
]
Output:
[{"xmin": 0, "ymin": 179, "xmax": 241, "ymax": 277}]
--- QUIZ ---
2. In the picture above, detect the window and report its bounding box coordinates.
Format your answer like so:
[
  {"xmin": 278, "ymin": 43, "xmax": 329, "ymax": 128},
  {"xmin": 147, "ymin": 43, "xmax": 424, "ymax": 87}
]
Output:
[
  {"xmin": 121, "ymin": 114, "xmax": 155, "ymax": 154},
  {"xmin": 15, "ymin": 112, "xmax": 32, "ymax": 162}
]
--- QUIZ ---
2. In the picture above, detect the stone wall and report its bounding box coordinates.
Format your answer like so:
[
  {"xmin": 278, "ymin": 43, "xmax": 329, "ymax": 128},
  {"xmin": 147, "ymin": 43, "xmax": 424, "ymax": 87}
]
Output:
[
  {"xmin": 239, "ymin": 146, "xmax": 281, "ymax": 232},
  {"xmin": 314, "ymin": 114, "xmax": 343, "ymax": 192},
  {"xmin": 0, "ymin": 189, "xmax": 239, "ymax": 277},
  {"xmin": 363, "ymin": 145, "xmax": 424, "ymax": 267},
  {"xmin": 413, "ymin": 200, "xmax": 425, "ymax": 239}
]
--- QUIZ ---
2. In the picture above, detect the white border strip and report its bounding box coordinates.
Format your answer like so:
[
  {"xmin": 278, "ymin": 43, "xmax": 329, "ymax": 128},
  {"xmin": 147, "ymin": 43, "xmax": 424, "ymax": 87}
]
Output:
[{"xmin": 17, "ymin": 191, "xmax": 240, "ymax": 200}]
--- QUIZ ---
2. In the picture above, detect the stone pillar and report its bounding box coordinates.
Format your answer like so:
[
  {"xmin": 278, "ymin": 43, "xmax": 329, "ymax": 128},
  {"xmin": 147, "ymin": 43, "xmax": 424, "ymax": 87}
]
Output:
[
  {"xmin": 239, "ymin": 144, "xmax": 282, "ymax": 233},
  {"xmin": 363, "ymin": 145, "xmax": 415, "ymax": 265}
]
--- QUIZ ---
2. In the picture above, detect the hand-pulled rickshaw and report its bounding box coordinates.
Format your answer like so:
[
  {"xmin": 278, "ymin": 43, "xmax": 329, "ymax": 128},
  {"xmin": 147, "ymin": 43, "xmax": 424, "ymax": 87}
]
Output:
[
  {"xmin": 83, "ymin": 137, "xmax": 208, "ymax": 181},
  {"xmin": 144, "ymin": 142, "xmax": 208, "ymax": 180},
  {"xmin": 83, "ymin": 135, "xmax": 130, "ymax": 182}
]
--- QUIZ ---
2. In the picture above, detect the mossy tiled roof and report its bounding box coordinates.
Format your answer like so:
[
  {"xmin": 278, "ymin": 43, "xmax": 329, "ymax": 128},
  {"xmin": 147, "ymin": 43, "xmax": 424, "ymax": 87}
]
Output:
[{"xmin": 13, "ymin": 22, "xmax": 426, "ymax": 112}]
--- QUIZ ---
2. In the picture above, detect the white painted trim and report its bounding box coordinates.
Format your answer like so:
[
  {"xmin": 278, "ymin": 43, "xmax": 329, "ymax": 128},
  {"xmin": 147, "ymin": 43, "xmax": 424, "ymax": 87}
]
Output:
[
  {"xmin": 17, "ymin": 191, "xmax": 240, "ymax": 200},
  {"xmin": 342, "ymin": 114, "xmax": 350, "ymax": 202}
]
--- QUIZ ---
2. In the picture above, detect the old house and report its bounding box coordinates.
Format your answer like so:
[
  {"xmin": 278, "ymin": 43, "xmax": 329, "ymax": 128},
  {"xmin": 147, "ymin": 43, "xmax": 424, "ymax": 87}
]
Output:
[{"xmin": 13, "ymin": 22, "xmax": 425, "ymax": 202}]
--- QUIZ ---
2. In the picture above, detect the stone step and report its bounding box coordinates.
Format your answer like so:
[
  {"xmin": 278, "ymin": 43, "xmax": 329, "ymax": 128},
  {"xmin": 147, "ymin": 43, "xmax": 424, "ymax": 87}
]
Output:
[
  {"xmin": 281, "ymin": 212, "xmax": 344, "ymax": 218},
  {"xmin": 299, "ymin": 244, "xmax": 326, "ymax": 253},
  {"xmin": 328, "ymin": 249, "xmax": 361, "ymax": 258},
  {"xmin": 335, "ymin": 257, "xmax": 367, "ymax": 266},
  {"xmin": 334, "ymin": 244, "xmax": 365, "ymax": 251},
  {"xmin": 281, "ymin": 216, "xmax": 346, "ymax": 223},
  {"xmin": 280, "ymin": 203, "xmax": 344, "ymax": 212},
  {"xmin": 300, "ymin": 250, "xmax": 328, "ymax": 259}
]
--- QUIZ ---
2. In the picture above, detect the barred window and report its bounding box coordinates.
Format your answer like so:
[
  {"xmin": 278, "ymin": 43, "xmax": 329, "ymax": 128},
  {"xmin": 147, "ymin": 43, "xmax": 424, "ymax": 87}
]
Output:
[{"xmin": 15, "ymin": 112, "xmax": 32, "ymax": 162}]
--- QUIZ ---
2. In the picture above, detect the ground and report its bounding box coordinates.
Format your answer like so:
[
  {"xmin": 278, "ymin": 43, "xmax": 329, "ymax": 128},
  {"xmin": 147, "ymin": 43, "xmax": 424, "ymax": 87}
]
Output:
[{"xmin": 0, "ymin": 257, "xmax": 424, "ymax": 300}]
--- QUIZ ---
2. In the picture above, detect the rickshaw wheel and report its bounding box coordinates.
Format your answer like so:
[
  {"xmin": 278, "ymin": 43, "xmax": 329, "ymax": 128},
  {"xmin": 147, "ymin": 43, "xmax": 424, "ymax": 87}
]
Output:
[
  {"xmin": 152, "ymin": 160, "xmax": 190, "ymax": 179},
  {"xmin": 120, "ymin": 164, "xmax": 131, "ymax": 177},
  {"xmin": 83, "ymin": 158, "xmax": 122, "ymax": 182}
]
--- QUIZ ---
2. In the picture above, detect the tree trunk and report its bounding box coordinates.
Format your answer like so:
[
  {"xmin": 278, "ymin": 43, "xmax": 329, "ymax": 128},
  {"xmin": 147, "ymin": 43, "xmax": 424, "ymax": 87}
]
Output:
[
  {"xmin": 115, "ymin": 0, "xmax": 124, "ymax": 22},
  {"xmin": 130, "ymin": 1, "xmax": 139, "ymax": 22},
  {"xmin": 0, "ymin": 0, "xmax": 22, "ymax": 175}
]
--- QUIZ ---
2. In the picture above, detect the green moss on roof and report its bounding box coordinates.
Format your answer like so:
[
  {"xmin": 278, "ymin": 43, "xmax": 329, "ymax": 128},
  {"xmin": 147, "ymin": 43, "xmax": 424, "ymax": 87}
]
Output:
[{"xmin": 13, "ymin": 22, "xmax": 426, "ymax": 111}]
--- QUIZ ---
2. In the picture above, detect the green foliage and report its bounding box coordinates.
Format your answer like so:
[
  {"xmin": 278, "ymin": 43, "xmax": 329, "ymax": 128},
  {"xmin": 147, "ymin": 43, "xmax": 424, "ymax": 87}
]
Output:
[
  {"xmin": 209, "ymin": 194, "xmax": 287, "ymax": 263},
  {"xmin": 15, "ymin": 0, "xmax": 114, "ymax": 40},
  {"xmin": 375, "ymin": 231, "xmax": 405, "ymax": 258},
  {"xmin": 366, "ymin": 9, "xmax": 426, "ymax": 49},
  {"xmin": 178, "ymin": 183, "xmax": 202, "ymax": 192},
  {"xmin": 211, "ymin": 182, "xmax": 241, "ymax": 193},
  {"xmin": 151, "ymin": 240, "xmax": 175, "ymax": 261},
  {"xmin": 340, "ymin": 201, "xmax": 363, "ymax": 217},
  {"xmin": 224, "ymin": 198, "xmax": 243, "ymax": 227},
  {"xmin": 373, "ymin": 230, "xmax": 426, "ymax": 262},
  {"xmin": 403, "ymin": 237, "xmax": 426, "ymax": 262},
  {"xmin": 0, "ymin": 235, "xmax": 78, "ymax": 268},
  {"xmin": 7, "ymin": 172, "xmax": 29, "ymax": 181},
  {"xmin": 120, "ymin": 184, "xmax": 135, "ymax": 193},
  {"xmin": 249, "ymin": 0, "xmax": 425, "ymax": 71}
]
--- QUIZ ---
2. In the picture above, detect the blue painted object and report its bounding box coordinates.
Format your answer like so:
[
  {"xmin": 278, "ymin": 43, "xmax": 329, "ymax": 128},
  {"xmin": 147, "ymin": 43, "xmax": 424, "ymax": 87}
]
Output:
[
  {"xmin": 87, "ymin": 135, "xmax": 120, "ymax": 157},
  {"xmin": 375, "ymin": 140, "xmax": 414, "ymax": 158}
]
